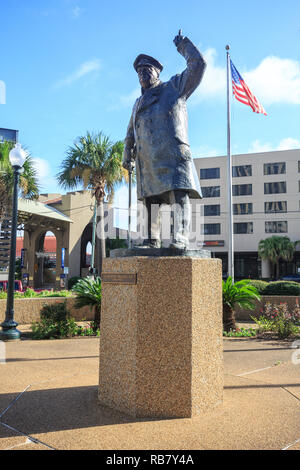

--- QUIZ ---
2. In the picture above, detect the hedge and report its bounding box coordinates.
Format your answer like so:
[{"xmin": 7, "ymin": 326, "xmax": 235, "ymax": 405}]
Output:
[
  {"xmin": 242, "ymin": 279, "xmax": 300, "ymax": 296},
  {"xmin": 263, "ymin": 281, "xmax": 300, "ymax": 296},
  {"xmin": 245, "ymin": 280, "xmax": 269, "ymax": 295}
]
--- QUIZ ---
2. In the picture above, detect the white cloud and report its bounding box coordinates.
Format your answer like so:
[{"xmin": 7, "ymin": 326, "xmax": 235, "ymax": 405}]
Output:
[
  {"xmin": 54, "ymin": 59, "xmax": 101, "ymax": 88},
  {"xmin": 32, "ymin": 157, "xmax": 50, "ymax": 179},
  {"xmin": 244, "ymin": 57, "xmax": 300, "ymax": 105},
  {"xmin": 72, "ymin": 6, "xmax": 83, "ymax": 18},
  {"xmin": 277, "ymin": 138, "xmax": 300, "ymax": 150},
  {"xmin": 32, "ymin": 158, "xmax": 57, "ymax": 190},
  {"xmin": 192, "ymin": 48, "xmax": 226, "ymax": 103},
  {"xmin": 249, "ymin": 137, "xmax": 300, "ymax": 153},
  {"xmin": 120, "ymin": 87, "xmax": 140, "ymax": 107},
  {"xmin": 109, "ymin": 87, "xmax": 140, "ymax": 111},
  {"xmin": 0, "ymin": 80, "xmax": 6, "ymax": 104},
  {"xmin": 191, "ymin": 144, "xmax": 221, "ymax": 158},
  {"xmin": 191, "ymin": 48, "xmax": 300, "ymax": 107},
  {"xmin": 249, "ymin": 140, "xmax": 273, "ymax": 153}
]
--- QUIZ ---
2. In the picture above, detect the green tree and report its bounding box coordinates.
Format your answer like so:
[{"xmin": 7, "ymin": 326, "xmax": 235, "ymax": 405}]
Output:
[
  {"xmin": 222, "ymin": 277, "xmax": 261, "ymax": 332},
  {"xmin": 56, "ymin": 132, "xmax": 128, "ymax": 273},
  {"xmin": 0, "ymin": 140, "xmax": 39, "ymax": 218},
  {"xmin": 258, "ymin": 236, "xmax": 300, "ymax": 280},
  {"xmin": 105, "ymin": 236, "xmax": 127, "ymax": 257},
  {"xmin": 72, "ymin": 276, "xmax": 102, "ymax": 330}
]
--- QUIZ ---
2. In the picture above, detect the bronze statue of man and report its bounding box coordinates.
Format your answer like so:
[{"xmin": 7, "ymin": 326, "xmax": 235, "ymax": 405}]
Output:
[{"xmin": 123, "ymin": 32, "xmax": 206, "ymax": 249}]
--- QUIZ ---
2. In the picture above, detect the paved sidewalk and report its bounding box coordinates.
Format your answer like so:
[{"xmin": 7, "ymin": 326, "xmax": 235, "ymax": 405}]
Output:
[{"xmin": 0, "ymin": 333, "xmax": 299, "ymax": 450}]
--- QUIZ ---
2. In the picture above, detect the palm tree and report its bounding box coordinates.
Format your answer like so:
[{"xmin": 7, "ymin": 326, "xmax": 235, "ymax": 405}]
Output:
[
  {"xmin": 0, "ymin": 140, "xmax": 39, "ymax": 270},
  {"xmin": 258, "ymin": 236, "xmax": 300, "ymax": 280},
  {"xmin": 72, "ymin": 276, "xmax": 101, "ymax": 330},
  {"xmin": 0, "ymin": 140, "xmax": 39, "ymax": 218},
  {"xmin": 56, "ymin": 132, "xmax": 127, "ymax": 274},
  {"xmin": 223, "ymin": 277, "xmax": 261, "ymax": 332}
]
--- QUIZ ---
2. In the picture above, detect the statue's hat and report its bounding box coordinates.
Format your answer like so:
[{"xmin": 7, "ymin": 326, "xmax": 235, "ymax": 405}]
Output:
[{"xmin": 133, "ymin": 54, "xmax": 163, "ymax": 73}]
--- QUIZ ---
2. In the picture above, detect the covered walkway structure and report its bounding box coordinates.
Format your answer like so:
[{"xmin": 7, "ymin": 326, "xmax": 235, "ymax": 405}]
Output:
[{"xmin": 18, "ymin": 199, "xmax": 72, "ymax": 289}]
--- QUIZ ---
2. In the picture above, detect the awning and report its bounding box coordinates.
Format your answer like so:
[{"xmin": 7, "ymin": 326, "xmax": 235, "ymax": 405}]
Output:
[{"xmin": 18, "ymin": 199, "xmax": 72, "ymax": 224}]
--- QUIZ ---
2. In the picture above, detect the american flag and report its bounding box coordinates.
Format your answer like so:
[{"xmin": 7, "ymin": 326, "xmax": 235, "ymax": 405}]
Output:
[{"xmin": 230, "ymin": 60, "xmax": 267, "ymax": 116}]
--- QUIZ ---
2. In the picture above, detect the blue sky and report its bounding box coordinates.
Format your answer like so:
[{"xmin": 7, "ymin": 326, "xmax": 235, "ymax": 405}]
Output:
[{"xmin": 1, "ymin": 0, "xmax": 300, "ymax": 226}]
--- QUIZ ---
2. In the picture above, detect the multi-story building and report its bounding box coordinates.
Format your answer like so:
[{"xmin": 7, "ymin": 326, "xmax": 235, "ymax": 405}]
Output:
[{"xmin": 193, "ymin": 148, "xmax": 300, "ymax": 279}]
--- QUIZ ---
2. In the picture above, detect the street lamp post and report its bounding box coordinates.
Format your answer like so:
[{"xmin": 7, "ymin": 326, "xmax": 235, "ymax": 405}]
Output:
[{"xmin": 0, "ymin": 143, "xmax": 26, "ymax": 341}]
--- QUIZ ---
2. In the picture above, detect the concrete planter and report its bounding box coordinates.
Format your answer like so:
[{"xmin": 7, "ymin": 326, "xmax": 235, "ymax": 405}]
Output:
[
  {"xmin": 0, "ymin": 297, "xmax": 95, "ymax": 325},
  {"xmin": 235, "ymin": 295, "xmax": 300, "ymax": 321}
]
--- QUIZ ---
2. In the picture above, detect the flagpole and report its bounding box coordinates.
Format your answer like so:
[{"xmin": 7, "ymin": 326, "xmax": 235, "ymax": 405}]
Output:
[{"xmin": 226, "ymin": 45, "xmax": 234, "ymax": 282}]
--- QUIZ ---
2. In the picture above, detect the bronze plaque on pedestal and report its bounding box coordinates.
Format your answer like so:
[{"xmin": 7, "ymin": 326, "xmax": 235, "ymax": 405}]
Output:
[{"xmin": 101, "ymin": 273, "xmax": 137, "ymax": 285}]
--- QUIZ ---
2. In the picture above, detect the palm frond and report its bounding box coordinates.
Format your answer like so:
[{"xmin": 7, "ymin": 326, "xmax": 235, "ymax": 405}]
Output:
[
  {"xmin": 0, "ymin": 141, "xmax": 39, "ymax": 200},
  {"xmin": 72, "ymin": 277, "xmax": 102, "ymax": 311},
  {"xmin": 222, "ymin": 277, "xmax": 261, "ymax": 310},
  {"xmin": 57, "ymin": 132, "xmax": 126, "ymax": 205}
]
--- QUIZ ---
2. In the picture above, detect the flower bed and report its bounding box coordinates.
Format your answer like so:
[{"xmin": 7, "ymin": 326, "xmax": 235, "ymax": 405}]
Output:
[
  {"xmin": 235, "ymin": 295, "xmax": 300, "ymax": 321},
  {"xmin": 251, "ymin": 302, "xmax": 300, "ymax": 339}
]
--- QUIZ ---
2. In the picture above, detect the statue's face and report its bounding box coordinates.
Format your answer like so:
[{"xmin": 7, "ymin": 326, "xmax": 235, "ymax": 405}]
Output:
[{"xmin": 137, "ymin": 65, "xmax": 159, "ymax": 89}]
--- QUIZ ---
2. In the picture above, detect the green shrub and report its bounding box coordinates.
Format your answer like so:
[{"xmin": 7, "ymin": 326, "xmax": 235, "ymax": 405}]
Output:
[
  {"xmin": 72, "ymin": 277, "xmax": 101, "ymax": 331},
  {"xmin": 223, "ymin": 328, "xmax": 257, "ymax": 337},
  {"xmin": 251, "ymin": 315, "xmax": 276, "ymax": 333},
  {"xmin": 31, "ymin": 316, "xmax": 78, "ymax": 340},
  {"xmin": 31, "ymin": 302, "xmax": 100, "ymax": 340},
  {"xmin": 23, "ymin": 288, "xmax": 36, "ymax": 298},
  {"xmin": 245, "ymin": 280, "xmax": 269, "ymax": 295},
  {"xmin": 263, "ymin": 281, "xmax": 300, "ymax": 296},
  {"xmin": 31, "ymin": 301, "xmax": 77, "ymax": 339},
  {"xmin": 222, "ymin": 277, "xmax": 261, "ymax": 332},
  {"xmin": 68, "ymin": 276, "xmax": 81, "ymax": 290},
  {"xmin": 36, "ymin": 290, "xmax": 51, "ymax": 297},
  {"xmin": 2, "ymin": 289, "xmax": 74, "ymax": 300},
  {"xmin": 76, "ymin": 321, "xmax": 100, "ymax": 337},
  {"xmin": 14, "ymin": 291, "xmax": 24, "ymax": 298},
  {"xmin": 41, "ymin": 290, "xmax": 73, "ymax": 298},
  {"xmin": 40, "ymin": 301, "xmax": 70, "ymax": 322}
]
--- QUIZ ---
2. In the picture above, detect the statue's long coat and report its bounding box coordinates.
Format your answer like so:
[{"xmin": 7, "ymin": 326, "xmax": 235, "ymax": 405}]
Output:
[{"xmin": 123, "ymin": 37, "xmax": 206, "ymax": 200}]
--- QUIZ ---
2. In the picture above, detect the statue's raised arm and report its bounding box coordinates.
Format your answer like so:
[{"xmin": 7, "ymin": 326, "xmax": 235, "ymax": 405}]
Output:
[{"xmin": 172, "ymin": 30, "xmax": 206, "ymax": 99}]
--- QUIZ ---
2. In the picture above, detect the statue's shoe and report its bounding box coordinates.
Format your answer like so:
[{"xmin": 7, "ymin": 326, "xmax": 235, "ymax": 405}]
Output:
[
  {"xmin": 135, "ymin": 239, "xmax": 161, "ymax": 249},
  {"xmin": 169, "ymin": 242, "xmax": 188, "ymax": 250}
]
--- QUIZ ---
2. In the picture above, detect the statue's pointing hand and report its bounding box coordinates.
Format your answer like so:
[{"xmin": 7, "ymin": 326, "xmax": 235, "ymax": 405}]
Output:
[{"xmin": 173, "ymin": 29, "xmax": 185, "ymax": 48}]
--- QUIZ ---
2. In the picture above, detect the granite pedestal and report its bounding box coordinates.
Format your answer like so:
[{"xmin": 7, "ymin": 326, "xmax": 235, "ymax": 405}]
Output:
[{"xmin": 98, "ymin": 256, "xmax": 223, "ymax": 418}]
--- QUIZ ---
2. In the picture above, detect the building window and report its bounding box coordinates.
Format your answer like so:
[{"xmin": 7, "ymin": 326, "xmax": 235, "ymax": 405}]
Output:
[
  {"xmin": 298, "ymin": 161, "xmax": 300, "ymax": 172},
  {"xmin": 234, "ymin": 222, "xmax": 253, "ymax": 234},
  {"xmin": 232, "ymin": 184, "xmax": 252, "ymax": 196},
  {"xmin": 204, "ymin": 205, "xmax": 220, "ymax": 216},
  {"xmin": 265, "ymin": 201, "xmax": 287, "ymax": 213},
  {"xmin": 233, "ymin": 203, "xmax": 253, "ymax": 215},
  {"xmin": 202, "ymin": 186, "xmax": 220, "ymax": 198},
  {"xmin": 232, "ymin": 165, "xmax": 252, "ymax": 177},
  {"xmin": 202, "ymin": 224, "xmax": 221, "ymax": 235},
  {"xmin": 264, "ymin": 162, "xmax": 286, "ymax": 175},
  {"xmin": 265, "ymin": 221, "xmax": 288, "ymax": 233},
  {"xmin": 200, "ymin": 168, "xmax": 220, "ymax": 179},
  {"xmin": 264, "ymin": 182, "xmax": 286, "ymax": 194}
]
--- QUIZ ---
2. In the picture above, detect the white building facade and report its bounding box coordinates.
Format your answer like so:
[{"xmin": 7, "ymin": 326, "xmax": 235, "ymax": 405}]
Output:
[{"xmin": 193, "ymin": 148, "xmax": 300, "ymax": 279}]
